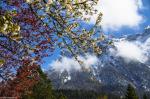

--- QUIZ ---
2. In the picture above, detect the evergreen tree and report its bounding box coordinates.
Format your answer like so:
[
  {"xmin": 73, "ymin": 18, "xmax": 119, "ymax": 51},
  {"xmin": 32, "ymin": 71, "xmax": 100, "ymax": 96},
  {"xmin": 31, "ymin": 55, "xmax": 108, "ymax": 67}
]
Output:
[
  {"xmin": 22, "ymin": 67, "xmax": 56, "ymax": 99},
  {"xmin": 125, "ymin": 84, "xmax": 139, "ymax": 99},
  {"xmin": 1, "ymin": 0, "xmax": 102, "ymax": 97},
  {"xmin": 57, "ymin": 93, "xmax": 67, "ymax": 99},
  {"xmin": 103, "ymin": 95, "xmax": 108, "ymax": 99},
  {"xmin": 143, "ymin": 94, "xmax": 148, "ymax": 99}
]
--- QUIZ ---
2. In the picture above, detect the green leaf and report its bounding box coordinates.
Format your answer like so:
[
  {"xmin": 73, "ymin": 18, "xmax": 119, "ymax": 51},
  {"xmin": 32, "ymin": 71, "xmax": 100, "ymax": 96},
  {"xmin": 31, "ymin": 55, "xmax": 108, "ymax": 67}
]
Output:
[{"xmin": 0, "ymin": 59, "xmax": 5, "ymax": 65}]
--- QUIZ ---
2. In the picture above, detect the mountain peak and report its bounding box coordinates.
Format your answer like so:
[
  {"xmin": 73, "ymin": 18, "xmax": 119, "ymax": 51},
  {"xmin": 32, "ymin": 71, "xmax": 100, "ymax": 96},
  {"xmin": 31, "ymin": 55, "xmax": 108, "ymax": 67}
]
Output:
[{"xmin": 47, "ymin": 28, "xmax": 150, "ymax": 95}]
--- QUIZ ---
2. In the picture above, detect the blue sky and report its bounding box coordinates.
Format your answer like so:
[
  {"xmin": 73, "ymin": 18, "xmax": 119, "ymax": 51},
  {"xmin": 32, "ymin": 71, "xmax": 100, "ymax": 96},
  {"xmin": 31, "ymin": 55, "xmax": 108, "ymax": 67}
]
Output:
[
  {"xmin": 42, "ymin": 0, "xmax": 150, "ymax": 70},
  {"xmin": 1, "ymin": 0, "xmax": 150, "ymax": 71}
]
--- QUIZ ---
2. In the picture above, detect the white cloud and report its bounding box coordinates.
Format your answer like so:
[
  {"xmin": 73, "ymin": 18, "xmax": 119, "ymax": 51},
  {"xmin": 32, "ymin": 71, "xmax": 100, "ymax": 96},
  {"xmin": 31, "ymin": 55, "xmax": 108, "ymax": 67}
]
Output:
[
  {"xmin": 87, "ymin": 0, "xmax": 144, "ymax": 30},
  {"xmin": 111, "ymin": 39, "xmax": 150, "ymax": 63},
  {"xmin": 49, "ymin": 54, "xmax": 98, "ymax": 73}
]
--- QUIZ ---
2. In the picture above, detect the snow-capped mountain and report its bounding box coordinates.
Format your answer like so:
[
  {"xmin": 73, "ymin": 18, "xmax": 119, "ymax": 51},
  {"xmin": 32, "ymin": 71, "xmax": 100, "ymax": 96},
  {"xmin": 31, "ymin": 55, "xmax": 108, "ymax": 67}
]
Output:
[{"xmin": 47, "ymin": 27, "xmax": 150, "ymax": 95}]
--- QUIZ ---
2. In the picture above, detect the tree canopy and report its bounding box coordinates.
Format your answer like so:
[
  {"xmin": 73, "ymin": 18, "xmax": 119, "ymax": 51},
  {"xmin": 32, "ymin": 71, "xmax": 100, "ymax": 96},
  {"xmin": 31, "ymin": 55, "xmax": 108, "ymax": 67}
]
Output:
[
  {"xmin": 0, "ymin": 0, "xmax": 102, "ymax": 97},
  {"xmin": 125, "ymin": 84, "xmax": 139, "ymax": 99}
]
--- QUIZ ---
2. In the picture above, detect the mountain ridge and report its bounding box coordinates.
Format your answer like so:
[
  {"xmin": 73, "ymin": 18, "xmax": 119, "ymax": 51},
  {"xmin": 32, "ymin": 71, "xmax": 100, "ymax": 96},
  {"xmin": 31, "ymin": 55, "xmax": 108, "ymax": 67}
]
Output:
[{"xmin": 47, "ymin": 27, "xmax": 150, "ymax": 95}]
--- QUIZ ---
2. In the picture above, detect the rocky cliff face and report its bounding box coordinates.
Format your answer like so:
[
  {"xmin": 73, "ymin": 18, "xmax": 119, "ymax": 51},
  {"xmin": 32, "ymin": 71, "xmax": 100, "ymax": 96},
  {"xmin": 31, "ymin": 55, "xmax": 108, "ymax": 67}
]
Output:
[{"xmin": 47, "ymin": 27, "xmax": 150, "ymax": 94}]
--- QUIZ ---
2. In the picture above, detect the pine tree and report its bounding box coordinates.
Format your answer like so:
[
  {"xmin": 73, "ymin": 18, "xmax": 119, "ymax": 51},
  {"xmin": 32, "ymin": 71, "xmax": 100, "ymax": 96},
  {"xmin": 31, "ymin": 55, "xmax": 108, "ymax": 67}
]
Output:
[
  {"xmin": 143, "ymin": 94, "xmax": 148, "ymax": 99},
  {"xmin": 125, "ymin": 84, "xmax": 139, "ymax": 99},
  {"xmin": 1, "ymin": 0, "xmax": 102, "ymax": 97},
  {"xmin": 57, "ymin": 93, "xmax": 67, "ymax": 99},
  {"xmin": 22, "ymin": 67, "xmax": 56, "ymax": 99}
]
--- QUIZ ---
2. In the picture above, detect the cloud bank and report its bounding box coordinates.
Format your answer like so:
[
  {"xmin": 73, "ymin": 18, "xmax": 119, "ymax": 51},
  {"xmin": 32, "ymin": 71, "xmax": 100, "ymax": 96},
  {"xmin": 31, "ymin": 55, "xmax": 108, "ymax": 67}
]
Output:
[
  {"xmin": 87, "ymin": 0, "xmax": 144, "ymax": 30},
  {"xmin": 110, "ymin": 38, "xmax": 150, "ymax": 63},
  {"xmin": 49, "ymin": 54, "xmax": 98, "ymax": 73}
]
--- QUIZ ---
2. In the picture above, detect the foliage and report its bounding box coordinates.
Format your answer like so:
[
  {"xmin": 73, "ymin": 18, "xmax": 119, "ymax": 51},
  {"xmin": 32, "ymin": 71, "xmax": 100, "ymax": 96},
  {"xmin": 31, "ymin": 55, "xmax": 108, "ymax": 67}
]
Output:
[
  {"xmin": 0, "ymin": 60, "xmax": 39, "ymax": 97},
  {"xmin": 0, "ymin": 0, "xmax": 102, "ymax": 80},
  {"xmin": 54, "ymin": 89, "xmax": 120, "ymax": 99},
  {"xmin": 22, "ymin": 68, "xmax": 67, "ymax": 99},
  {"xmin": 124, "ymin": 84, "xmax": 139, "ymax": 99},
  {"xmin": 0, "ymin": 0, "xmax": 102, "ymax": 97},
  {"xmin": 143, "ymin": 93, "xmax": 148, "ymax": 99},
  {"xmin": 21, "ymin": 68, "xmax": 55, "ymax": 99},
  {"xmin": 97, "ymin": 95, "xmax": 108, "ymax": 99},
  {"xmin": 0, "ymin": 13, "xmax": 20, "ymax": 39},
  {"xmin": 55, "ymin": 93, "xmax": 67, "ymax": 99}
]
